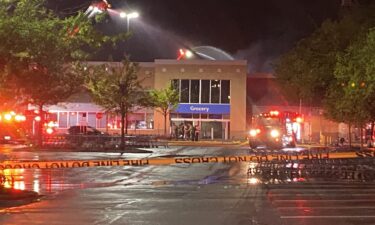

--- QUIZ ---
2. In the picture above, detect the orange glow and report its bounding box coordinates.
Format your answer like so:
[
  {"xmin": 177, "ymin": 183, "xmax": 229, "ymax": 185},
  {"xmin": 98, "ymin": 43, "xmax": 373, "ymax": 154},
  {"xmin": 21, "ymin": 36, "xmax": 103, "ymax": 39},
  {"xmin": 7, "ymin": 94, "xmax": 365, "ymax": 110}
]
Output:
[
  {"xmin": 35, "ymin": 116, "xmax": 41, "ymax": 121},
  {"xmin": 248, "ymin": 177, "xmax": 259, "ymax": 184},
  {"xmin": 270, "ymin": 110, "xmax": 280, "ymax": 116},
  {"xmin": 47, "ymin": 121, "xmax": 56, "ymax": 127},
  {"xmin": 46, "ymin": 128, "xmax": 54, "ymax": 134},
  {"xmin": 249, "ymin": 129, "xmax": 257, "ymax": 137},
  {"xmin": 15, "ymin": 115, "xmax": 26, "ymax": 122},
  {"xmin": 296, "ymin": 117, "xmax": 303, "ymax": 123},
  {"xmin": 270, "ymin": 129, "xmax": 280, "ymax": 138},
  {"xmin": 4, "ymin": 113, "xmax": 12, "ymax": 121},
  {"xmin": 14, "ymin": 181, "xmax": 25, "ymax": 190}
]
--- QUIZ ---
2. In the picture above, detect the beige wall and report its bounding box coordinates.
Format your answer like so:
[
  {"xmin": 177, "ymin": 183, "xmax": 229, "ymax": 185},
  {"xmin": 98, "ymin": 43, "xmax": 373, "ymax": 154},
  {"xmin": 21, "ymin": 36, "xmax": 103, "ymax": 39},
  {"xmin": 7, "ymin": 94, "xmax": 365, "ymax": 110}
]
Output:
[
  {"xmin": 138, "ymin": 62, "xmax": 155, "ymax": 90},
  {"xmin": 152, "ymin": 60, "xmax": 247, "ymax": 139},
  {"xmin": 82, "ymin": 60, "xmax": 248, "ymax": 139}
]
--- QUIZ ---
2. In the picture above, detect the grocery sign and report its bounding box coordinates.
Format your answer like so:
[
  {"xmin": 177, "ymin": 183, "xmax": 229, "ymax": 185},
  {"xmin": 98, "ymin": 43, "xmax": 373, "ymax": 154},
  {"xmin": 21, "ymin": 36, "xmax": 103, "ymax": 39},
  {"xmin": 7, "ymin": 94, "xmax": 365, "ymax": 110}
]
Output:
[{"xmin": 175, "ymin": 104, "xmax": 230, "ymax": 114}]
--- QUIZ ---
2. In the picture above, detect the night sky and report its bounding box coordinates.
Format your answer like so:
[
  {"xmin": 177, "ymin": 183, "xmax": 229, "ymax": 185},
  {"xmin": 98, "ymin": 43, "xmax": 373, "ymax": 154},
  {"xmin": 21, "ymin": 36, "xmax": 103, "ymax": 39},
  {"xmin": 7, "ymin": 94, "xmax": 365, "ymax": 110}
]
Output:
[{"xmin": 49, "ymin": 0, "xmax": 342, "ymax": 72}]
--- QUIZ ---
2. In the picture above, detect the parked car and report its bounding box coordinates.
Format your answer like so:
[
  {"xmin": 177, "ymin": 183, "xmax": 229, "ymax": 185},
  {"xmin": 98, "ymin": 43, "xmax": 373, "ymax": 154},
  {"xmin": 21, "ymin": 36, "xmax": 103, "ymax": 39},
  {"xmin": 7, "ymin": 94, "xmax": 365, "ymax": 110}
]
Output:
[
  {"xmin": 0, "ymin": 125, "xmax": 27, "ymax": 144},
  {"xmin": 66, "ymin": 126, "xmax": 109, "ymax": 149},
  {"xmin": 67, "ymin": 126, "xmax": 107, "ymax": 136}
]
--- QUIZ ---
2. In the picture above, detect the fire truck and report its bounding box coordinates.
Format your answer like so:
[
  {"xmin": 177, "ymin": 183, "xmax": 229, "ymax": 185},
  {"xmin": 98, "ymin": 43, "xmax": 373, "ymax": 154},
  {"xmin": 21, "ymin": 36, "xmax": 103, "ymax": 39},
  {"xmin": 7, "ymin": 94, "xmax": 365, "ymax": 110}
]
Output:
[
  {"xmin": 0, "ymin": 111, "xmax": 27, "ymax": 144},
  {"xmin": 248, "ymin": 110, "xmax": 303, "ymax": 149}
]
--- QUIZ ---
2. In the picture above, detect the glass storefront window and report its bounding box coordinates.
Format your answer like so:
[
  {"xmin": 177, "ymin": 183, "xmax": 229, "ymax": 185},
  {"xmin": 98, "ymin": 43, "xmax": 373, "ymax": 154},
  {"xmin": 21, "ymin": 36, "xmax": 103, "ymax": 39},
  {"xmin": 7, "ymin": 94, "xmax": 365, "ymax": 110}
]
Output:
[
  {"xmin": 107, "ymin": 114, "xmax": 116, "ymax": 129},
  {"xmin": 192, "ymin": 114, "xmax": 200, "ymax": 119},
  {"xmin": 201, "ymin": 80, "xmax": 210, "ymax": 103},
  {"xmin": 68, "ymin": 112, "xmax": 77, "ymax": 127},
  {"xmin": 128, "ymin": 113, "xmax": 147, "ymax": 129},
  {"xmin": 171, "ymin": 80, "xmax": 180, "ymax": 101},
  {"xmin": 48, "ymin": 113, "xmax": 57, "ymax": 122},
  {"xmin": 201, "ymin": 114, "xmax": 208, "ymax": 119},
  {"xmin": 180, "ymin": 80, "xmax": 189, "ymax": 103},
  {"xmin": 180, "ymin": 113, "xmax": 192, "ymax": 119},
  {"xmin": 209, "ymin": 114, "xmax": 222, "ymax": 119},
  {"xmin": 173, "ymin": 79, "xmax": 231, "ymax": 104},
  {"xmin": 211, "ymin": 80, "xmax": 220, "ymax": 103},
  {"xmin": 78, "ymin": 112, "xmax": 87, "ymax": 125},
  {"xmin": 58, "ymin": 112, "xmax": 67, "ymax": 128},
  {"xmin": 87, "ymin": 112, "xmax": 96, "ymax": 127},
  {"xmin": 221, "ymin": 80, "xmax": 230, "ymax": 104},
  {"xmin": 146, "ymin": 113, "xmax": 154, "ymax": 129},
  {"xmin": 97, "ymin": 116, "xmax": 107, "ymax": 129},
  {"xmin": 190, "ymin": 80, "xmax": 199, "ymax": 103}
]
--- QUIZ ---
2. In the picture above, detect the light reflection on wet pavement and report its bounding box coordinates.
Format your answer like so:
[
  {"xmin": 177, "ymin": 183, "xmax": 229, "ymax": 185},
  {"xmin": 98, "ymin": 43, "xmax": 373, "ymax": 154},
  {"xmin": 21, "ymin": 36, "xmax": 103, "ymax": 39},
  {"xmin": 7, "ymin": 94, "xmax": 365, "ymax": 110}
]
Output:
[{"xmin": 1, "ymin": 145, "xmax": 375, "ymax": 225}]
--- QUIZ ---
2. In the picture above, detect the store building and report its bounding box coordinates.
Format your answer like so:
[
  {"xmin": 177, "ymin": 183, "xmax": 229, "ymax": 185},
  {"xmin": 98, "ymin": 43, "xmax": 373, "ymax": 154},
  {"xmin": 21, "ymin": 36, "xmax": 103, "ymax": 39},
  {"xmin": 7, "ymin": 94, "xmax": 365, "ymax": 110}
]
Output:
[{"xmin": 42, "ymin": 59, "xmax": 248, "ymax": 139}]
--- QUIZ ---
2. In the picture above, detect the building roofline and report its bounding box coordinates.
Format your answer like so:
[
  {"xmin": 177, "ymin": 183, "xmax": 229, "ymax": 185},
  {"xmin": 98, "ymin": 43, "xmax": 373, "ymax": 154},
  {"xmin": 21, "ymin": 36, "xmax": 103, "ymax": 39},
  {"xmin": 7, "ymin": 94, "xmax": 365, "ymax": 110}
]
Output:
[
  {"xmin": 154, "ymin": 59, "xmax": 247, "ymax": 66},
  {"xmin": 84, "ymin": 61, "xmax": 154, "ymax": 67},
  {"xmin": 247, "ymin": 73, "xmax": 276, "ymax": 78}
]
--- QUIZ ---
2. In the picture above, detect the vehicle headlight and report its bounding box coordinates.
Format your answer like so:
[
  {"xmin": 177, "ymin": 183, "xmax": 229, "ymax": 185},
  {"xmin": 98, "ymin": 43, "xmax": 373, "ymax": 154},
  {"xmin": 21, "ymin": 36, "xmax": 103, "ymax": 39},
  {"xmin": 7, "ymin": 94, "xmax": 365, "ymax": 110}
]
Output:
[
  {"xmin": 249, "ymin": 129, "xmax": 257, "ymax": 137},
  {"xmin": 4, "ymin": 136, "xmax": 11, "ymax": 140},
  {"xmin": 270, "ymin": 130, "xmax": 280, "ymax": 138}
]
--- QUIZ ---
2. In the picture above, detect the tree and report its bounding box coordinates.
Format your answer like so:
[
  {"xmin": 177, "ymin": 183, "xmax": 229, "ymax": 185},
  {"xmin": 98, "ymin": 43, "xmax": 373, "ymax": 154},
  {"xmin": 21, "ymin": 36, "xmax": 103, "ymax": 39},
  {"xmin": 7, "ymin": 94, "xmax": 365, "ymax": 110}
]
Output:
[
  {"xmin": 275, "ymin": 4, "xmax": 375, "ymax": 106},
  {"xmin": 326, "ymin": 28, "xmax": 375, "ymax": 147},
  {"xmin": 0, "ymin": 0, "xmax": 125, "ymax": 146},
  {"xmin": 85, "ymin": 59, "xmax": 146, "ymax": 150},
  {"xmin": 150, "ymin": 83, "xmax": 179, "ymax": 136}
]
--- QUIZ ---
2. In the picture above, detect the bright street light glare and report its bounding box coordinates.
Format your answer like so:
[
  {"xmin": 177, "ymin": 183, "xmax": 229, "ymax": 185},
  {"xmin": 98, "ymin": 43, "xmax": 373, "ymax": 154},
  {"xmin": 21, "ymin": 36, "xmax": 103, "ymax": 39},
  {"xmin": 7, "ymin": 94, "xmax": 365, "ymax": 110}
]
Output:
[
  {"xmin": 128, "ymin": 12, "xmax": 139, "ymax": 19},
  {"xmin": 120, "ymin": 12, "xmax": 126, "ymax": 18},
  {"xmin": 185, "ymin": 50, "xmax": 193, "ymax": 58}
]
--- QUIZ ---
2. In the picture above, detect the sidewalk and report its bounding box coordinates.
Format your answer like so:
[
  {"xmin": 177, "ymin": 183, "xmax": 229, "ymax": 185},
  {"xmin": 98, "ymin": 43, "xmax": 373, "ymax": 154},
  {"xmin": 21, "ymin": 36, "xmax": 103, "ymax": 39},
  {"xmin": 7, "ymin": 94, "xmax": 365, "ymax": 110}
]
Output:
[
  {"xmin": 297, "ymin": 143, "xmax": 375, "ymax": 151},
  {"xmin": 12, "ymin": 145, "xmax": 154, "ymax": 153},
  {"xmin": 167, "ymin": 140, "xmax": 247, "ymax": 147}
]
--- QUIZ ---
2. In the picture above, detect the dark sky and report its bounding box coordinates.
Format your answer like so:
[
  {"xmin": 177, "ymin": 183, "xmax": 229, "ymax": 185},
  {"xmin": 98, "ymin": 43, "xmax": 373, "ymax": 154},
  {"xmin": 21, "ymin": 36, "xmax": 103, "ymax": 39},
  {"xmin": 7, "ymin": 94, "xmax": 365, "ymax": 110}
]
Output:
[{"xmin": 49, "ymin": 0, "xmax": 342, "ymax": 72}]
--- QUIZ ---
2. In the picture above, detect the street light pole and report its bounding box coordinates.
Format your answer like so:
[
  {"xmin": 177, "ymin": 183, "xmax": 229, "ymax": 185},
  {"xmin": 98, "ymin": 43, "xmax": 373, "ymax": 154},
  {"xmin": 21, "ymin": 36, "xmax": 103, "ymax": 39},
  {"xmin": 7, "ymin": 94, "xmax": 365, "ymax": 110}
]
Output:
[
  {"xmin": 120, "ymin": 11, "xmax": 139, "ymax": 32},
  {"xmin": 127, "ymin": 12, "xmax": 139, "ymax": 32},
  {"xmin": 127, "ymin": 17, "xmax": 130, "ymax": 32}
]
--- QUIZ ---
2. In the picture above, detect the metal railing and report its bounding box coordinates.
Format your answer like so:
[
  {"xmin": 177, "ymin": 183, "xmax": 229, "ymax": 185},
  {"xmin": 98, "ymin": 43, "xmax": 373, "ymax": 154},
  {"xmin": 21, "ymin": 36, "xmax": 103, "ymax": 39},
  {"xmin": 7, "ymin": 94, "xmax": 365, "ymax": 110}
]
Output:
[
  {"xmin": 247, "ymin": 158, "xmax": 375, "ymax": 183},
  {"xmin": 42, "ymin": 134, "xmax": 169, "ymax": 150}
]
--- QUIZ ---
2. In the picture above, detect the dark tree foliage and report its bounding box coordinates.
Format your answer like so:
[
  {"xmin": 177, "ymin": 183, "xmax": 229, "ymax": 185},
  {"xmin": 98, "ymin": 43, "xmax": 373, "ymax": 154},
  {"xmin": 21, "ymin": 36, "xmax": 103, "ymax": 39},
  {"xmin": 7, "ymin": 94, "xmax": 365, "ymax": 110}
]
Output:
[
  {"xmin": 0, "ymin": 0, "xmax": 126, "ymax": 146},
  {"xmin": 275, "ymin": 3, "xmax": 375, "ymax": 106},
  {"xmin": 85, "ymin": 59, "xmax": 148, "ymax": 150}
]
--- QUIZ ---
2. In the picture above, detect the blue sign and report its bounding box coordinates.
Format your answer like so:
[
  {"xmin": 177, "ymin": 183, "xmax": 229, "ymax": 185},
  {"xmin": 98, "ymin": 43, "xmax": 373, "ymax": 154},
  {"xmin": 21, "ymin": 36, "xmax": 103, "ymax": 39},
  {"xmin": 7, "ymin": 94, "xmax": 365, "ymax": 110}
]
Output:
[{"xmin": 175, "ymin": 104, "xmax": 230, "ymax": 114}]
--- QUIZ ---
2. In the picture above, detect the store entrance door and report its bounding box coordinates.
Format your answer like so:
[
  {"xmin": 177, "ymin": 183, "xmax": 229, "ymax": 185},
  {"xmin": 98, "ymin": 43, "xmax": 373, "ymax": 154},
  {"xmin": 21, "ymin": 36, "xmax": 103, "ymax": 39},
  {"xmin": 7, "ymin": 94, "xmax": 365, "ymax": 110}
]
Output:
[{"xmin": 201, "ymin": 122, "xmax": 223, "ymax": 139}]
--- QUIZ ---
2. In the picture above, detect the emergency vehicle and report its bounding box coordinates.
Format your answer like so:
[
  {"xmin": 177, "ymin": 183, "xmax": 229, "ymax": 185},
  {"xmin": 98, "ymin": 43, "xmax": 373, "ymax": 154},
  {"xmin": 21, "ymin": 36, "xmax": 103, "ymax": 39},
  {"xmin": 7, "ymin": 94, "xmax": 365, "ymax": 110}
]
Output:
[
  {"xmin": 248, "ymin": 110, "xmax": 303, "ymax": 149},
  {"xmin": 0, "ymin": 111, "xmax": 27, "ymax": 144}
]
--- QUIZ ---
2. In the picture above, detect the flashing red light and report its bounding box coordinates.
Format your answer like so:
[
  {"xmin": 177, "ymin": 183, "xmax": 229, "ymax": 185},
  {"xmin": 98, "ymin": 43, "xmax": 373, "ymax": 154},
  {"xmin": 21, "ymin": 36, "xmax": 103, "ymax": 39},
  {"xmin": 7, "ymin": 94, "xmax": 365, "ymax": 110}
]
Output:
[
  {"xmin": 14, "ymin": 115, "xmax": 26, "ymax": 122},
  {"xmin": 177, "ymin": 48, "xmax": 193, "ymax": 60},
  {"xmin": 177, "ymin": 49, "xmax": 185, "ymax": 60},
  {"xmin": 46, "ymin": 128, "xmax": 54, "ymax": 134},
  {"xmin": 93, "ymin": 0, "xmax": 111, "ymax": 11},
  {"xmin": 179, "ymin": 49, "xmax": 185, "ymax": 55},
  {"xmin": 4, "ymin": 113, "xmax": 12, "ymax": 121},
  {"xmin": 296, "ymin": 117, "xmax": 303, "ymax": 123},
  {"xmin": 270, "ymin": 110, "xmax": 280, "ymax": 116}
]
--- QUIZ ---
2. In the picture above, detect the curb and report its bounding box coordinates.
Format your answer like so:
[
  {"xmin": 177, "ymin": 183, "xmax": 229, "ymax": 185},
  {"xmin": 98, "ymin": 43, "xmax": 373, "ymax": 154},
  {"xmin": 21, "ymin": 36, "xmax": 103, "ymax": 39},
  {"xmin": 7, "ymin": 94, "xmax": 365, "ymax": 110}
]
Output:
[
  {"xmin": 12, "ymin": 147, "xmax": 154, "ymax": 154},
  {"xmin": 167, "ymin": 141, "xmax": 245, "ymax": 147}
]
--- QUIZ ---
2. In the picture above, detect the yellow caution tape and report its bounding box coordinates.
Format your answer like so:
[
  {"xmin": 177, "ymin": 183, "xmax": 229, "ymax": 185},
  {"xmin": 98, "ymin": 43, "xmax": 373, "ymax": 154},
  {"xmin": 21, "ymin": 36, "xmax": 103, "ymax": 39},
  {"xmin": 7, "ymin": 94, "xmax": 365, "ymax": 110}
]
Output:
[{"xmin": 0, "ymin": 151, "xmax": 374, "ymax": 170}]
